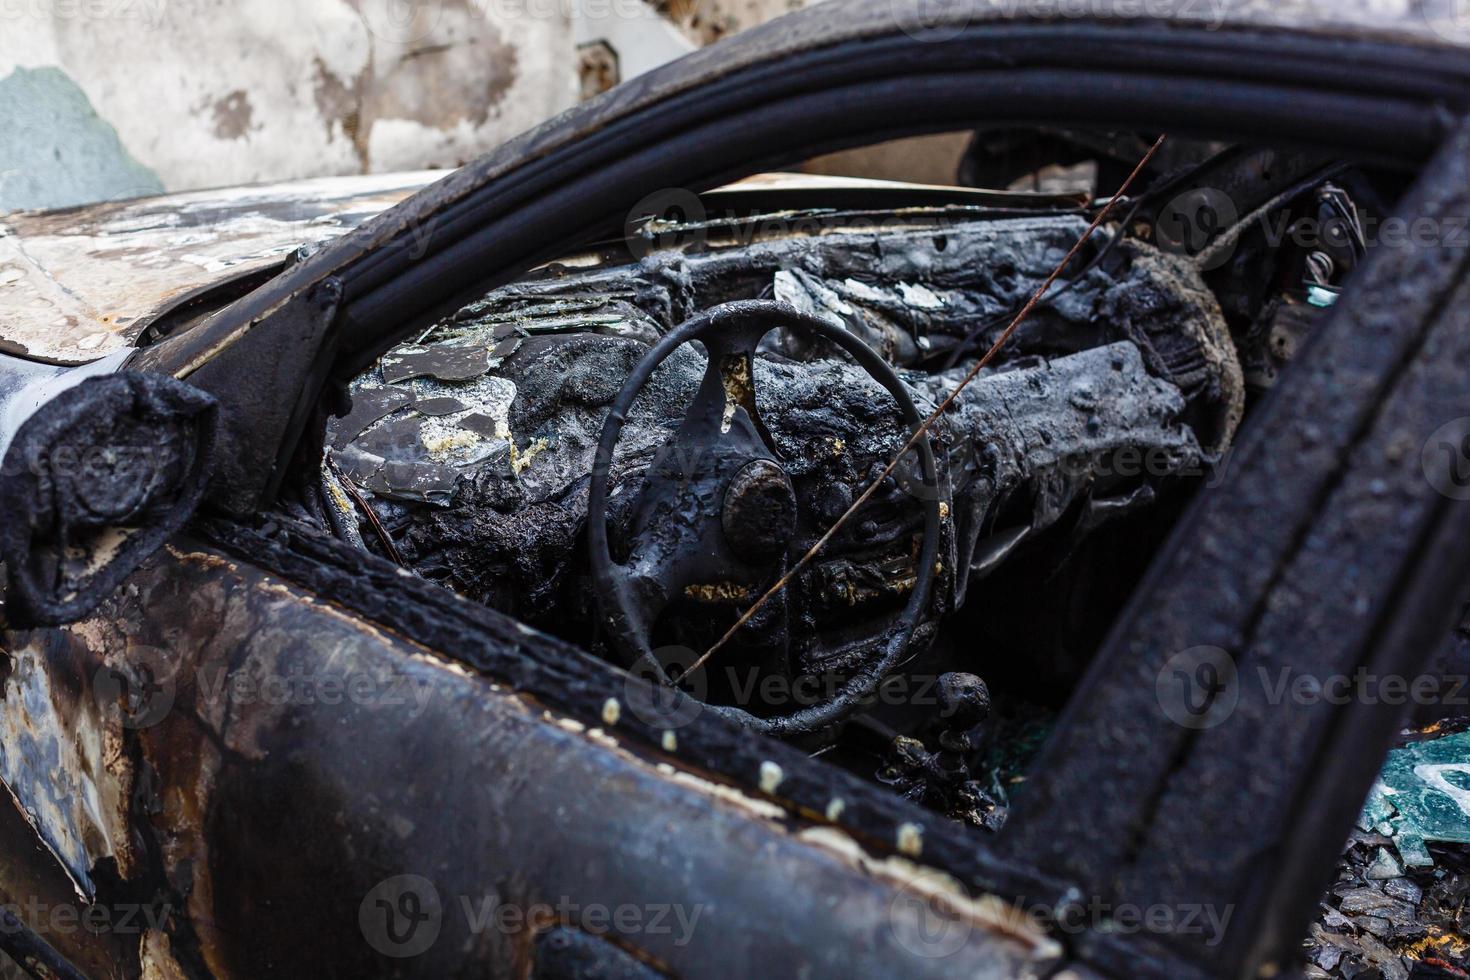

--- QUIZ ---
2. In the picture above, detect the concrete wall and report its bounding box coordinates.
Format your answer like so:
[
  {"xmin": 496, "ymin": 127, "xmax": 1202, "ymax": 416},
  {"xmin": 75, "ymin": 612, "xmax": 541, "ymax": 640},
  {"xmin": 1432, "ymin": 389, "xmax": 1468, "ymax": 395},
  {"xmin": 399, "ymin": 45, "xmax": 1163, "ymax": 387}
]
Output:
[
  {"xmin": 0, "ymin": 0, "xmax": 961, "ymax": 214},
  {"xmin": 0, "ymin": 0, "xmax": 581, "ymax": 210}
]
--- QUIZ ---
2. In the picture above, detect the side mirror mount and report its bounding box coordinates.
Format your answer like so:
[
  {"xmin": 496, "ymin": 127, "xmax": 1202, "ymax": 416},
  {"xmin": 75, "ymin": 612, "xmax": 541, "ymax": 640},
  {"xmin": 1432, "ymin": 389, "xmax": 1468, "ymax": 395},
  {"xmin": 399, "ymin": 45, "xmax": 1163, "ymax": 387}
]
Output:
[{"xmin": 0, "ymin": 355, "xmax": 217, "ymax": 627}]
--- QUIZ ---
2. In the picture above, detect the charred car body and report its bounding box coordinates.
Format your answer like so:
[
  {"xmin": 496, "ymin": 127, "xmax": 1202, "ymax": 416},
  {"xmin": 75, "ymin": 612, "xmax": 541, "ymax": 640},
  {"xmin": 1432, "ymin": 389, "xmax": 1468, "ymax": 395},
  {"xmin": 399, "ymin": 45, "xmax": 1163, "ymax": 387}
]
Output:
[{"xmin": 1, "ymin": 2, "xmax": 1469, "ymax": 978}]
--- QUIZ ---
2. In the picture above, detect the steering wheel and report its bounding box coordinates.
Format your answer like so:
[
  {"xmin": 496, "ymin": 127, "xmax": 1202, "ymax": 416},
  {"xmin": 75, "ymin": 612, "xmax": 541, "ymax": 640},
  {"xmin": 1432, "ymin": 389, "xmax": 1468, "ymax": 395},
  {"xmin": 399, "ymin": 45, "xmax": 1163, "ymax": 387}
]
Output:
[{"xmin": 587, "ymin": 299, "xmax": 944, "ymax": 737}]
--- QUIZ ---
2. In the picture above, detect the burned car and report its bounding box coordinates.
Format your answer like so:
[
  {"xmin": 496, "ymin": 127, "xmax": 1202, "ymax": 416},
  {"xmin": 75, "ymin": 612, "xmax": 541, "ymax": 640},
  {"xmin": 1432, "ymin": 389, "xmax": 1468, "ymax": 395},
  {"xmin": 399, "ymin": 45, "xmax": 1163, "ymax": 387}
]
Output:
[{"xmin": 1, "ymin": 1, "xmax": 1470, "ymax": 977}]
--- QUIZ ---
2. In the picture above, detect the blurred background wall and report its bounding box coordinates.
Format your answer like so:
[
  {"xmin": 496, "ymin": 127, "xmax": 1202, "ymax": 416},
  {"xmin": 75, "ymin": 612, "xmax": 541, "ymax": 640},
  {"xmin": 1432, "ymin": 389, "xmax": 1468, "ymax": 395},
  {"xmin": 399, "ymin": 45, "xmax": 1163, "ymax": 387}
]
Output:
[{"xmin": 0, "ymin": 0, "xmax": 969, "ymax": 212}]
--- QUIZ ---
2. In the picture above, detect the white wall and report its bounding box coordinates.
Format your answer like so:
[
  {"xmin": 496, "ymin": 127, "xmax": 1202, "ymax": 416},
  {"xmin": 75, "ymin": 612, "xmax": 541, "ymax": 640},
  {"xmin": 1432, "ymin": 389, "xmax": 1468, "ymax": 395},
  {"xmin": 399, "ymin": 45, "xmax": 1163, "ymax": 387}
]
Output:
[{"xmin": 0, "ymin": 0, "xmax": 581, "ymax": 207}]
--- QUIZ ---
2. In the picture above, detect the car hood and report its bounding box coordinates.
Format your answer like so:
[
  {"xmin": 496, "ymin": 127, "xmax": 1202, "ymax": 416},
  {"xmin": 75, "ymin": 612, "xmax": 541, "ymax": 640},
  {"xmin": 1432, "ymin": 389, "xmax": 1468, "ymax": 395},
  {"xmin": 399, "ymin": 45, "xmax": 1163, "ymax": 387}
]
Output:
[
  {"xmin": 0, "ymin": 171, "xmax": 443, "ymax": 365},
  {"xmin": 0, "ymin": 169, "xmax": 1041, "ymax": 367}
]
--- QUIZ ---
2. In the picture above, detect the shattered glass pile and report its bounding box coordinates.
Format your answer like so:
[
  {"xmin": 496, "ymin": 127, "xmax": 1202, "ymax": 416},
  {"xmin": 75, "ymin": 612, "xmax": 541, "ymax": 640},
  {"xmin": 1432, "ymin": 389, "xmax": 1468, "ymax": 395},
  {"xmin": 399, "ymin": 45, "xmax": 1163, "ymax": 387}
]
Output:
[{"xmin": 1308, "ymin": 728, "xmax": 1470, "ymax": 980}]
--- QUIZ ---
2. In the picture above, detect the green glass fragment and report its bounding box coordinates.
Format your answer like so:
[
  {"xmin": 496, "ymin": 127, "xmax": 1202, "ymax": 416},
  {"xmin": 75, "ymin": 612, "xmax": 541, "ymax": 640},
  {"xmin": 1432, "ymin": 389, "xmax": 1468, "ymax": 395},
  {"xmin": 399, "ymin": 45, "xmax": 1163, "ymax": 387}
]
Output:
[{"xmin": 1360, "ymin": 732, "xmax": 1470, "ymax": 868}]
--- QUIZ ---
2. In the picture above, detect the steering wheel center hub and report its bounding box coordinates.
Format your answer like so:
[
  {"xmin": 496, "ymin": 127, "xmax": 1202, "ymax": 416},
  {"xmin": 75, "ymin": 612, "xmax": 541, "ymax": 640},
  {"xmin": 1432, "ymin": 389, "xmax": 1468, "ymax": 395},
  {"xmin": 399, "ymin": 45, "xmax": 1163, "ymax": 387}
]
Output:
[{"xmin": 722, "ymin": 458, "xmax": 797, "ymax": 563}]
